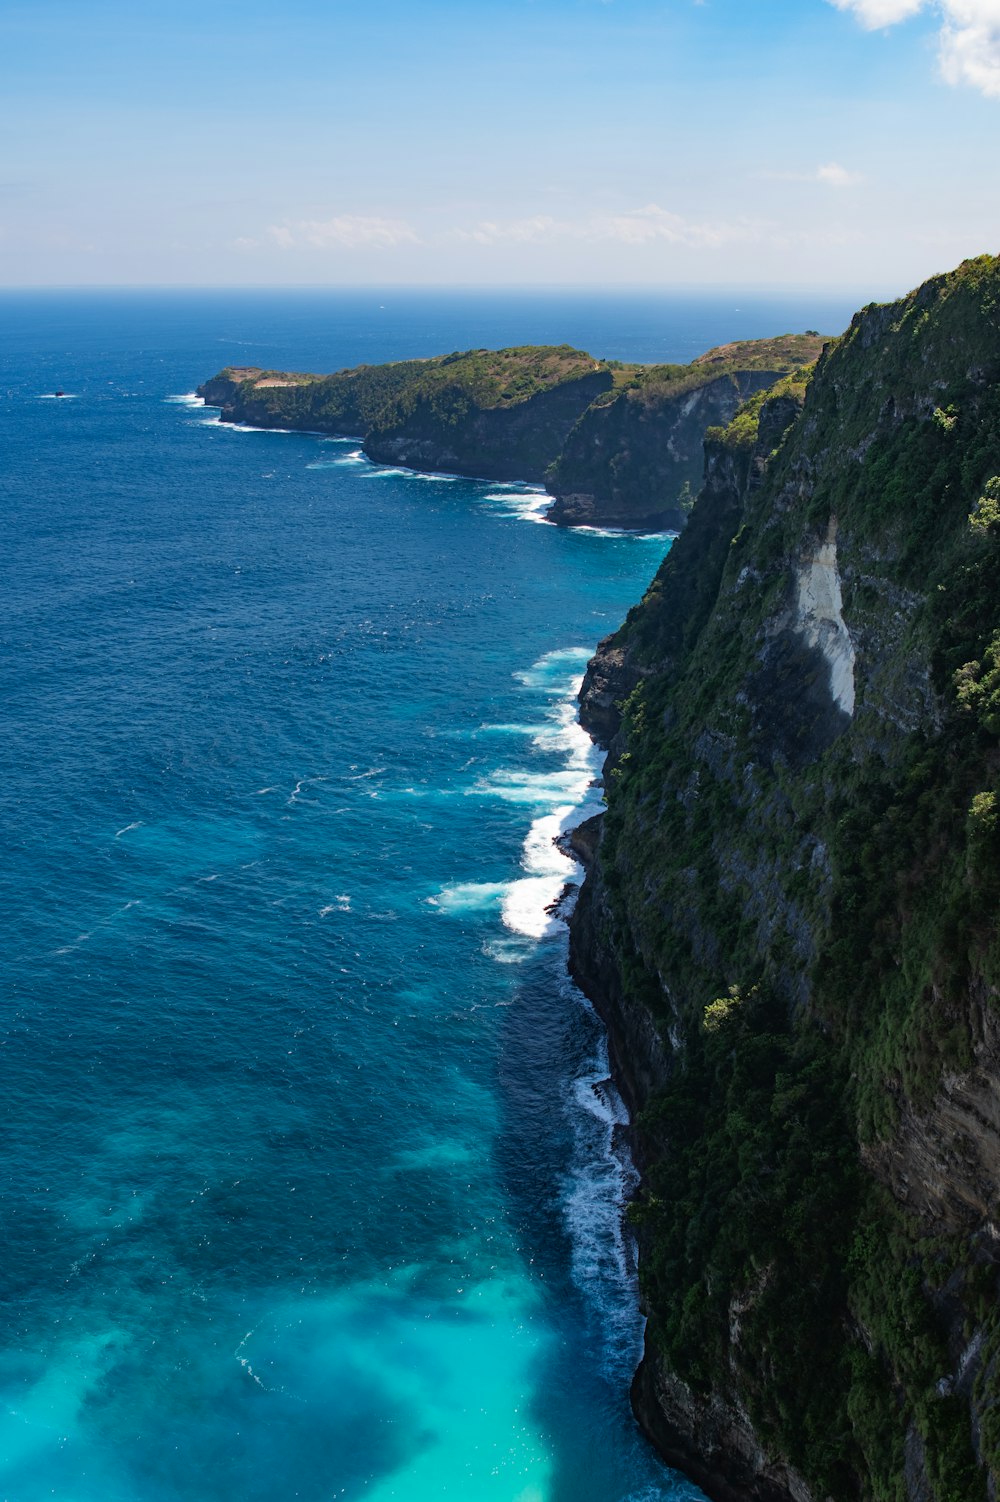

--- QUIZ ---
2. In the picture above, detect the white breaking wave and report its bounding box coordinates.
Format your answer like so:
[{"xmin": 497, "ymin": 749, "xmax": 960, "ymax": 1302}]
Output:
[
  {"xmin": 194, "ymin": 417, "xmax": 318, "ymax": 435},
  {"xmin": 469, "ymin": 767, "xmax": 591, "ymax": 806},
  {"xmin": 164, "ymin": 392, "xmax": 206, "ymax": 407},
  {"xmin": 306, "ymin": 447, "xmax": 367, "ymax": 470},
  {"xmin": 571, "ymin": 524, "xmax": 677, "ymax": 543},
  {"xmin": 319, "ymin": 895, "xmax": 351, "ymax": 915},
  {"xmin": 491, "ymin": 650, "xmax": 647, "ymax": 1384},
  {"xmin": 478, "ymin": 489, "xmax": 553, "ymax": 524},
  {"xmin": 431, "ymin": 645, "xmax": 602, "ymax": 942},
  {"xmin": 561, "ymin": 1015, "xmax": 644, "ymax": 1382},
  {"xmin": 431, "ymin": 638, "xmax": 651, "ymax": 1395},
  {"xmin": 428, "ymin": 882, "xmax": 509, "ymax": 916},
  {"xmin": 489, "ymin": 649, "xmax": 602, "ymax": 940},
  {"xmin": 515, "ymin": 645, "xmax": 592, "ymax": 693}
]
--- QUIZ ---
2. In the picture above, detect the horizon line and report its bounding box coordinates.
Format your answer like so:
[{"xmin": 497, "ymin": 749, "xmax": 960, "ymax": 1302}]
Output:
[{"xmin": 0, "ymin": 279, "xmax": 901, "ymax": 297}]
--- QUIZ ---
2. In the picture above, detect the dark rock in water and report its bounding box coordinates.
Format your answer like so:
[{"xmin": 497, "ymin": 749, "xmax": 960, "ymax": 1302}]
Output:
[{"xmin": 555, "ymin": 812, "xmax": 605, "ymax": 869}]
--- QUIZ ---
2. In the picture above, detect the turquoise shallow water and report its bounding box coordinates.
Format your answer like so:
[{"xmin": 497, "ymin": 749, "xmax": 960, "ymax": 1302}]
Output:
[{"xmin": 0, "ymin": 290, "xmax": 856, "ymax": 1501}]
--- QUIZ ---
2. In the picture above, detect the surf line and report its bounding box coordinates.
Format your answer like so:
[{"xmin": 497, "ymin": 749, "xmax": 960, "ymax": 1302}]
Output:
[{"xmin": 496, "ymin": 646, "xmax": 649, "ymax": 1378}]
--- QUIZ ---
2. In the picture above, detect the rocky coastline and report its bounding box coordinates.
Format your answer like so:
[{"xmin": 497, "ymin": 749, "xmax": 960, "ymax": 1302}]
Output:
[
  {"xmin": 563, "ymin": 257, "xmax": 1000, "ymax": 1502},
  {"xmin": 197, "ymin": 334, "xmax": 823, "ymax": 532}
]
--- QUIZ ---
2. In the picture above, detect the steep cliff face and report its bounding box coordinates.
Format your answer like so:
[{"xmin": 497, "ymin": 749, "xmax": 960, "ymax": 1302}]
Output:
[
  {"xmin": 570, "ymin": 257, "xmax": 1000, "ymax": 1502},
  {"xmin": 363, "ymin": 356, "xmax": 613, "ymax": 482},
  {"xmin": 197, "ymin": 347, "xmax": 613, "ymax": 481},
  {"xmin": 578, "ymin": 387, "xmax": 806, "ymax": 747},
  {"xmin": 546, "ymin": 369, "xmax": 784, "ymax": 531},
  {"xmin": 196, "ymin": 337, "xmax": 825, "ymax": 521}
]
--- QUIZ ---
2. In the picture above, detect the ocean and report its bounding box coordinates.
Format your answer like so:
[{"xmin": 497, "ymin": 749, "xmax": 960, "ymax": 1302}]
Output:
[{"xmin": 0, "ymin": 287, "xmax": 859, "ymax": 1502}]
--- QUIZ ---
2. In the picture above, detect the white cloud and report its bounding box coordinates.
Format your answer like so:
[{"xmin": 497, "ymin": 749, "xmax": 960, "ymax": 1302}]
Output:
[
  {"xmin": 459, "ymin": 205, "xmax": 757, "ymax": 249},
  {"xmin": 938, "ymin": 1, "xmax": 1000, "ymax": 95},
  {"xmin": 593, "ymin": 204, "xmax": 750, "ymax": 246},
  {"xmin": 816, "ymin": 161, "xmax": 863, "ymax": 186},
  {"xmin": 459, "ymin": 216, "xmax": 561, "ymax": 244},
  {"xmin": 828, "ymin": 0, "xmax": 1000, "ymax": 97},
  {"xmin": 828, "ymin": 0, "xmax": 926, "ymax": 26},
  {"xmin": 267, "ymin": 215, "xmax": 421, "ymax": 250},
  {"xmin": 763, "ymin": 161, "xmax": 862, "ymax": 186}
]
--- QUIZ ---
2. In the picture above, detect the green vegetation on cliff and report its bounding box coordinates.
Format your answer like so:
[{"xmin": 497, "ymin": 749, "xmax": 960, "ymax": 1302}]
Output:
[
  {"xmin": 545, "ymin": 334, "xmax": 826, "ymax": 531},
  {"xmin": 200, "ymin": 357, "xmax": 435, "ymax": 435},
  {"xmin": 573, "ymin": 256, "xmax": 1000, "ymax": 1502},
  {"xmin": 198, "ymin": 346, "xmax": 613, "ymax": 483},
  {"xmin": 198, "ymin": 333, "xmax": 829, "ymax": 522}
]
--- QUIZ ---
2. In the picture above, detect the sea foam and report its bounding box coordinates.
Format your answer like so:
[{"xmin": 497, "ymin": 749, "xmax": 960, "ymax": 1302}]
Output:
[{"xmin": 485, "ymin": 648, "xmax": 601, "ymax": 939}]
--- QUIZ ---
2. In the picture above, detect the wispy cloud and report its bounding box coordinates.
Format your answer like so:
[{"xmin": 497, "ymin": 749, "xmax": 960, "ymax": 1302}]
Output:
[
  {"xmin": 268, "ymin": 215, "xmax": 421, "ymax": 250},
  {"xmin": 817, "ymin": 161, "xmax": 863, "ymax": 186},
  {"xmin": 458, "ymin": 216, "xmax": 561, "ymax": 244},
  {"xmin": 592, "ymin": 204, "xmax": 753, "ymax": 246},
  {"xmin": 828, "ymin": 0, "xmax": 1000, "ymax": 98},
  {"xmin": 828, "ymin": 0, "xmax": 925, "ymax": 23},
  {"xmin": 457, "ymin": 205, "xmax": 758, "ymax": 249},
  {"xmin": 763, "ymin": 161, "xmax": 863, "ymax": 187}
]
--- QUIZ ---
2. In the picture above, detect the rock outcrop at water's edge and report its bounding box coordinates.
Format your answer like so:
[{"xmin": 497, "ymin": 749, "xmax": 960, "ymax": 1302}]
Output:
[
  {"xmin": 196, "ymin": 336, "xmax": 825, "ymax": 528},
  {"xmin": 570, "ymin": 257, "xmax": 1000, "ymax": 1502}
]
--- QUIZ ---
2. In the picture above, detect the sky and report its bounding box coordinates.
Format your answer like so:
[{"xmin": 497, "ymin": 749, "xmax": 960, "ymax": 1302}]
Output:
[{"xmin": 1, "ymin": 0, "xmax": 998, "ymax": 291}]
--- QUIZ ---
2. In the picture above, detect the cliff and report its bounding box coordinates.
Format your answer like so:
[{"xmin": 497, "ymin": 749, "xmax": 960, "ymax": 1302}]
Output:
[
  {"xmin": 197, "ymin": 347, "xmax": 613, "ymax": 482},
  {"xmin": 196, "ymin": 336, "xmax": 824, "ymax": 522},
  {"xmin": 570, "ymin": 256, "xmax": 1000, "ymax": 1502},
  {"xmin": 360, "ymin": 344, "xmax": 612, "ymax": 481},
  {"xmin": 547, "ymin": 335, "xmax": 823, "ymax": 531},
  {"xmin": 196, "ymin": 357, "xmax": 439, "ymax": 438}
]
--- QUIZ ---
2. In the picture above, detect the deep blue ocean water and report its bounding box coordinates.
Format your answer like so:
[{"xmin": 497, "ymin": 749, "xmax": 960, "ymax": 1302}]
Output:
[{"xmin": 0, "ymin": 289, "xmax": 859, "ymax": 1502}]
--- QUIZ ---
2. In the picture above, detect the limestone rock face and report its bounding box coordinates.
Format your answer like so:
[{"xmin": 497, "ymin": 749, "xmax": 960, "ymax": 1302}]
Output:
[
  {"xmin": 570, "ymin": 257, "xmax": 1000, "ymax": 1502},
  {"xmin": 197, "ymin": 339, "xmax": 824, "ymax": 527},
  {"xmin": 547, "ymin": 369, "xmax": 782, "ymax": 531},
  {"xmin": 363, "ymin": 367, "xmax": 613, "ymax": 483}
]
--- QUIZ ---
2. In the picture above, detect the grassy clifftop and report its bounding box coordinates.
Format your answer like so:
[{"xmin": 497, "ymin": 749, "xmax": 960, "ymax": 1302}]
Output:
[
  {"xmin": 545, "ymin": 334, "xmax": 826, "ymax": 530},
  {"xmin": 692, "ymin": 331, "xmax": 825, "ymax": 372},
  {"xmin": 197, "ymin": 334, "xmax": 829, "ymax": 516},
  {"xmin": 572, "ymin": 255, "xmax": 1000, "ymax": 1502},
  {"xmin": 198, "ymin": 346, "xmax": 613, "ymax": 482}
]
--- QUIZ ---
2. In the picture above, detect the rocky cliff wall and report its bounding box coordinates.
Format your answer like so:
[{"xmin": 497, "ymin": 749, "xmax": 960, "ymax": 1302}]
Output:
[
  {"xmin": 547, "ymin": 369, "xmax": 783, "ymax": 532},
  {"xmin": 570, "ymin": 257, "xmax": 1000, "ymax": 1502},
  {"xmin": 363, "ymin": 367, "xmax": 613, "ymax": 482},
  {"xmin": 197, "ymin": 340, "xmax": 823, "ymax": 528}
]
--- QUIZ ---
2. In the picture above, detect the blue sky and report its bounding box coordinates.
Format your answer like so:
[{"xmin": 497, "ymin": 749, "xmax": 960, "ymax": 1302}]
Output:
[{"xmin": 1, "ymin": 0, "xmax": 997, "ymax": 289}]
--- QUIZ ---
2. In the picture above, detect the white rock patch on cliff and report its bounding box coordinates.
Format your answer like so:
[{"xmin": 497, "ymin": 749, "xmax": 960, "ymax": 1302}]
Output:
[{"xmin": 794, "ymin": 518, "xmax": 856, "ymax": 717}]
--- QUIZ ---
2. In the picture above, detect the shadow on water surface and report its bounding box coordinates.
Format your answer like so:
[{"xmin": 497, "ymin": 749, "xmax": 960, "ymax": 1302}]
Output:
[{"xmin": 494, "ymin": 942, "xmax": 707, "ymax": 1502}]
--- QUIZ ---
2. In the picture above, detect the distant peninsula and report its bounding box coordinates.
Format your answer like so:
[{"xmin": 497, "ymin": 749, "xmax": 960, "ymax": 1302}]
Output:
[{"xmin": 197, "ymin": 334, "xmax": 825, "ymax": 532}]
